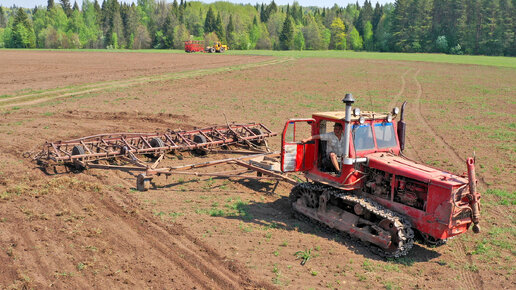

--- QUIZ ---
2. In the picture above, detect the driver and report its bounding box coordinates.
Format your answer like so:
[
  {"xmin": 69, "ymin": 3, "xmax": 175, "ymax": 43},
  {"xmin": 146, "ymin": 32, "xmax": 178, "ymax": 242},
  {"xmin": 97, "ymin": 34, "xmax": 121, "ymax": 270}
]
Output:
[{"xmin": 301, "ymin": 123, "xmax": 345, "ymax": 172}]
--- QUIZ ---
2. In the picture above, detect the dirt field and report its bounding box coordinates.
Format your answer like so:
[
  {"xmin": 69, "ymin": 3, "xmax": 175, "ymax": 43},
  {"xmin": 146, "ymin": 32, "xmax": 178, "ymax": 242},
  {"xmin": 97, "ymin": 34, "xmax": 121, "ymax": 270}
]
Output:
[{"xmin": 0, "ymin": 50, "xmax": 514, "ymax": 289}]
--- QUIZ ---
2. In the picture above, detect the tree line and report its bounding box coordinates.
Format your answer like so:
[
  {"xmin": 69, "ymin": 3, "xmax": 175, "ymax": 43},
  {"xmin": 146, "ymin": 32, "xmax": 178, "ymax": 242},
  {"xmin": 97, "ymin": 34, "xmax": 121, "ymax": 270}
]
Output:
[{"xmin": 0, "ymin": 0, "xmax": 514, "ymax": 56}]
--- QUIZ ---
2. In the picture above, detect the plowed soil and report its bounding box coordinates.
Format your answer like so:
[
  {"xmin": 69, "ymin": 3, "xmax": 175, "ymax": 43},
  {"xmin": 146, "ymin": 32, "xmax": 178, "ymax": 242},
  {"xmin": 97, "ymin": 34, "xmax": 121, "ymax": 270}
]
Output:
[{"xmin": 0, "ymin": 51, "xmax": 514, "ymax": 289}]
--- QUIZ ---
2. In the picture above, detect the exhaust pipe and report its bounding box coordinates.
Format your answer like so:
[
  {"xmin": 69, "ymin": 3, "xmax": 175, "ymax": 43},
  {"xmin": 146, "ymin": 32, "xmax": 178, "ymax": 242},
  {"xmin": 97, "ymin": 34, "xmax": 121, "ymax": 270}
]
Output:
[
  {"xmin": 467, "ymin": 157, "xmax": 481, "ymax": 233},
  {"xmin": 342, "ymin": 93, "xmax": 355, "ymax": 160},
  {"xmin": 397, "ymin": 101, "xmax": 407, "ymax": 152}
]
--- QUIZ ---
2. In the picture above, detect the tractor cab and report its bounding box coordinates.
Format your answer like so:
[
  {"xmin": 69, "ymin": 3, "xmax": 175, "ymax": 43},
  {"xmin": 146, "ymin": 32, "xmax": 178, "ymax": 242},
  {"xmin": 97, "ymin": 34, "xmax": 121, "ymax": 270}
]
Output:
[{"xmin": 281, "ymin": 94, "xmax": 402, "ymax": 190}]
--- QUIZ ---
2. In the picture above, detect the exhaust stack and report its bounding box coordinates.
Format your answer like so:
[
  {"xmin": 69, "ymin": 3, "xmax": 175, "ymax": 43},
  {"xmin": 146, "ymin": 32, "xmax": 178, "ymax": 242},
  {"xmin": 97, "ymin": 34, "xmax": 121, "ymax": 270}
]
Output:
[
  {"xmin": 342, "ymin": 94, "xmax": 355, "ymax": 159},
  {"xmin": 397, "ymin": 101, "xmax": 407, "ymax": 152}
]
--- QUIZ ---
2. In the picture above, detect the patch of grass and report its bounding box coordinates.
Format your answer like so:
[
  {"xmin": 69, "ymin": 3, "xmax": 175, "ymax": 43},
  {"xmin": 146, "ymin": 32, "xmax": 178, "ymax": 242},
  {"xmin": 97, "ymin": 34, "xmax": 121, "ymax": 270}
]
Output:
[
  {"xmin": 77, "ymin": 262, "xmax": 86, "ymax": 271},
  {"xmin": 362, "ymin": 259, "xmax": 375, "ymax": 272},
  {"xmin": 238, "ymin": 222, "xmax": 253, "ymax": 233},
  {"xmin": 383, "ymin": 281, "xmax": 400, "ymax": 290},
  {"xmin": 356, "ymin": 272, "xmax": 367, "ymax": 281},
  {"xmin": 209, "ymin": 208, "xmax": 226, "ymax": 217},
  {"xmin": 272, "ymin": 264, "xmax": 282, "ymax": 285},
  {"xmin": 311, "ymin": 270, "xmax": 318, "ymax": 276},
  {"xmin": 280, "ymin": 241, "xmax": 288, "ymax": 247},
  {"xmin": 472, "ymin": 239, "xmax": 492, "ymax": 255},
  {"xmin": 486, "ymin": 188, "xmax": 516, "ymax": 205}
]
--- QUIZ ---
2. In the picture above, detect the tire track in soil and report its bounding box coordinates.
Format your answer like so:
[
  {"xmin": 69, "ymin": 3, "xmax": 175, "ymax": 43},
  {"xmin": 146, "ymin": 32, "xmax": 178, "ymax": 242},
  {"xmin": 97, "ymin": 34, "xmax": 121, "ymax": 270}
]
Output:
[
  {"xmin": 408, "ymin": 68, "xmax": 484, "ymax": 290},
  {"xmin": 387, "ymin": 68, "xmax": 412, "ymax": 110},
  {"xmin": 94, "ymin": 187, "xmax": 270, "ymax": 289},
  {"xmin": 0, "ymin": 57, "xmax": 292, "ymax": 110}
]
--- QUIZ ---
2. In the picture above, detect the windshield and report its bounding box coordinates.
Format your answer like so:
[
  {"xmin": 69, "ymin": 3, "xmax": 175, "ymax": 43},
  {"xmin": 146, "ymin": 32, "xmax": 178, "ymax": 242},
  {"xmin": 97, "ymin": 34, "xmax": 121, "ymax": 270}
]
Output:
[
  {"xmin": 374, "ymin": 122, "xmax": 397, "ymax": 148},
  {"xmin": 352, "ymin": 124, "xmax": 375, "ymax": 151}
]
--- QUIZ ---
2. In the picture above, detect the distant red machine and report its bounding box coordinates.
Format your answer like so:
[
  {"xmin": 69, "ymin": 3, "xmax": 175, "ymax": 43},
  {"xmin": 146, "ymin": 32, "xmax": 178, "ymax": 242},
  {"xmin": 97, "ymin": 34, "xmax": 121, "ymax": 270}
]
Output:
[{"xmin": 184, "ymin": 40, "xmax": 204, "ymax": 53}]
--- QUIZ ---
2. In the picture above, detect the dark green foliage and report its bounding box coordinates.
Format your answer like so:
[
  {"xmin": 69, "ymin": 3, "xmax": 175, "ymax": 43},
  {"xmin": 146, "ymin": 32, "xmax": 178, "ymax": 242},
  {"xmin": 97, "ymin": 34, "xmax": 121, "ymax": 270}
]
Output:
[
  {"xmin": 60, "ymin": 0, "xmax": 73, "ymax": 17},
  {"xmin": 204, "ymin": 6, "xmax": 216, "ymax": 34},
  {"xmin": 0, "ymin": 6, "xmax": 7, "ymax": 28},
  {"xmin": 47, "ymin": 0, "xmax": 55, "ymax": 11},
  {"xmin": 215, "ymin": 12, "xmax": 225, "ymax": 41},
  {"xmin": 279, "ymin": 15, "xmax": 294, "ymax": 50}
]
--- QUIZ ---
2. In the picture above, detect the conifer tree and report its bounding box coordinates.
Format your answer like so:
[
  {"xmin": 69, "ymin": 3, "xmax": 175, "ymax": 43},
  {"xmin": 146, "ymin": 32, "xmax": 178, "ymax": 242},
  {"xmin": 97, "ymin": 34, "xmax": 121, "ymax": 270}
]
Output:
[
  {"xmin": 0, "ymin": 6, "xmax": 7, "ymax": 28},
  {"xmin": 47, "ymin": 0, "xmax": 55, "ymax": 11},
  {"xmin": 10, "ymin": 8, "xmax": 36, "ymax": 48},
  {"xmin": 215, "ymin": 12, "xmax": 225, "ymax": 41},
  {"xmin": 61, "ymin": 0, "xmax": 73, "ymax": 17},
  {"xmin": 204, "ymin": 7, "xmax": 216, "ymax": 33},
  {"xmin": 279, "ymin": 15, "xmax": 294, "ymax": 50}
]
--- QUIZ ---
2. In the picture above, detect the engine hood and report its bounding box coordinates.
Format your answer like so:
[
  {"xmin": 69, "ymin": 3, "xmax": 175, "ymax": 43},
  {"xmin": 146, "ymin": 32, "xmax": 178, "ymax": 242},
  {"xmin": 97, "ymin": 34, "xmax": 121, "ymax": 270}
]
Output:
[{"xmin": 366, "ymin": 153, "xmax": 468, "ymax": 188}]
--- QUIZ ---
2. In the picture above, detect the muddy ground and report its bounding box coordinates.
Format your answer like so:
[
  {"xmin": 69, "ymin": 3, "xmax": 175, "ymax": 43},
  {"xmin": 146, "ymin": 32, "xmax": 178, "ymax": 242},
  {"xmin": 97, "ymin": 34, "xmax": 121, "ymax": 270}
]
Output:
[{"xmin": 0, "ymin": 51, "xmax": 514, "ymax": 289}]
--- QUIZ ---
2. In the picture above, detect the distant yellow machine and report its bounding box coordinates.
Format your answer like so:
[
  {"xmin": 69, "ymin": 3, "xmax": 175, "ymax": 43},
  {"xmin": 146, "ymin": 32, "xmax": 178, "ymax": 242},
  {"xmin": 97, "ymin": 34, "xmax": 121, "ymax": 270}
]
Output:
[{"xmin": 205, "ymin": 42, "xmax": 229, "ymax": 53}]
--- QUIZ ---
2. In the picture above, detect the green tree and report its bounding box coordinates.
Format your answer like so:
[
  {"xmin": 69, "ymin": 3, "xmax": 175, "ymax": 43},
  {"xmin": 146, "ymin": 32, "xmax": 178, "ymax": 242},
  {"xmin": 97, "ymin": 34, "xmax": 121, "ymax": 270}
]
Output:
[
  {"xmin": 226, "ymin": 14, "xmax": 235, "ymax": 47},
  {"xmin": 0, "ymin": 6, "xmax": 7, "ymax": 28},
  {"xmin": 10, "ymin": 8, "xmax": 36, "ymax": 48},
  {"xmin": 363, "ymin": 21, "xmax": 373, "ymax": 50},
  {"xmin": 330, "ymin": 17, "xmax": 346, "ymax": 50},
  {"xmin": 348, "ymin": 27, "xmax": 363, "ymax": 50},
  {"xmin": 204, "ymin": 6, "xmax": 216, "ymax": 33},
  {"xmin": 303, "ymin": 20, "xmax": 320, "ymax": 50},
  {"xmin": 215, "ymin": 12, "xmax": 225, "ymax": 41},
  {"xmin": 82, "ymin": 0, "xmax": 101, "ymax": 48},
  {"xmin": 60, "ymin": 0, "xmax": 73, "ymax": 17},
  {"xmin": 293, "ymin": 29, "xmax": 305, "ymax": 50},
  {"xmin": 172, "ymin": 23, "xmax": 189, "ymax": 49},
  {"xmin": 279, "ymin": 15, "xmax": 294, "ymax": 50},
  {"xmin": 48, "ymin": 0, "xmax": 55, "ymax": 11},
  {"xmin": 435, "ymin": 35, "xmax": 448, "ymax": 52}
]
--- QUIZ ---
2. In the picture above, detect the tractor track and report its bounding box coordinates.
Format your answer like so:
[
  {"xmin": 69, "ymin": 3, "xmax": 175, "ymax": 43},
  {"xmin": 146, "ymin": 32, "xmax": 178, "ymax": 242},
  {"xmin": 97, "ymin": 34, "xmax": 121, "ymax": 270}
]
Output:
[
  {"xmin": 0, "ymin": 57, "xmax": 292, "ymax": 110},
  {"xmin": 405, "ymin": 68, "xmax": 484, "ymax": 290}
]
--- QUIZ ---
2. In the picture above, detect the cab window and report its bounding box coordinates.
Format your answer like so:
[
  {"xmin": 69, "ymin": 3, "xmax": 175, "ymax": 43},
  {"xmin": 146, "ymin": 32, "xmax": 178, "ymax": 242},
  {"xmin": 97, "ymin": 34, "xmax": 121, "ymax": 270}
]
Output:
[
  {"xmin": 352, "ymin": 124, "xmax": 375, "ymax": 151},
  {"xmin": 374, "ymin": 122, "xmax": 397, "ymax": 148}
]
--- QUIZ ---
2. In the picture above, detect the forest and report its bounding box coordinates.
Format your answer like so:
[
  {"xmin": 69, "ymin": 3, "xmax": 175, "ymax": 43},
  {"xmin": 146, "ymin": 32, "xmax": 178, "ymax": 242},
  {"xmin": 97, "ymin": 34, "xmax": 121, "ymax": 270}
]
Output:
[{"xmin": 0, "ymin": 0, "xmax": 514, "ymax": 56}]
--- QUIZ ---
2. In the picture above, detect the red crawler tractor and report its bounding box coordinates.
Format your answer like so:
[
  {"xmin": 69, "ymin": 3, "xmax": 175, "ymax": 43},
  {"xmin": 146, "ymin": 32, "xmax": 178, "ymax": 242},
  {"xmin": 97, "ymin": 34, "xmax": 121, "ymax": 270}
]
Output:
[{"xmin": 281, "ymin": 94, "xmax": 481, "ymax": 257}]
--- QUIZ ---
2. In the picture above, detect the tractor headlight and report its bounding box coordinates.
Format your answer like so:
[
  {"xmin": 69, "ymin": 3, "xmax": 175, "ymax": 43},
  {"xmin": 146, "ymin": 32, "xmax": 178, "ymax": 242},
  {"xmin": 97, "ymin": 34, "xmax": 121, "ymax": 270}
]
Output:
[
  {"xmin": 387, "ymin": 114, "xmax": 393, "ymax": 122},
  {"xmin": 359, "ymin": 116, "xmax": 365, "ymax": 124},
  {"xmin": 392, "ymin": 107, "xmax": 400, "ymax": 116},
  {"xmin": 353, "ymin": 107, "xmax": 361, "ymax": 117}
]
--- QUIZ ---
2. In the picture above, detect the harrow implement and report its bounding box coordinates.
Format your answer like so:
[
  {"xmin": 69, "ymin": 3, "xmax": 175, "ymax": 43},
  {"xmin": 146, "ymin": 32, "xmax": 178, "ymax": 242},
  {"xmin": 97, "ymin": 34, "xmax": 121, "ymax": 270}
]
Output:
[
  {"xmin": 31, "ymin": 123, "xmax": 297, "ymax": 191},
  {"xmin": 34, "ymin": 123, "xmax": 274, "ymax": 167}
]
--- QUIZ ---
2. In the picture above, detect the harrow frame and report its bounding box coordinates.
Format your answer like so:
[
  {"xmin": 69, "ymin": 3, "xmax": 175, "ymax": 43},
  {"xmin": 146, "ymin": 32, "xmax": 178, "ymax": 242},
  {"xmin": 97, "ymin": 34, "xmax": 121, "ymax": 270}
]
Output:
[{"xmin": 32, "ymin": 123, "xmax": 297, "ymax": 191}]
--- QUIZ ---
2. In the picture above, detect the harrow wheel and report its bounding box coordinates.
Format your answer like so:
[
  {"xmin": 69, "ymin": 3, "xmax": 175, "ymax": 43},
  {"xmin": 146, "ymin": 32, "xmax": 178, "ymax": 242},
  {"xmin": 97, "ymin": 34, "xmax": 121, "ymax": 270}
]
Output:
[
  {"xmin": 147, "ymin": 137, "xmax": 165, "ymax": 158},
  {"xmin": 71, "ymin": 145, "xmax": 86, "ymax": 170},
  {"xmin": 193, "ymin": 134, "xmax": 207, "ymax": 156},
  {"xmin": 250, "ymin": 128, "xmax": 264, "ymax": 146}
]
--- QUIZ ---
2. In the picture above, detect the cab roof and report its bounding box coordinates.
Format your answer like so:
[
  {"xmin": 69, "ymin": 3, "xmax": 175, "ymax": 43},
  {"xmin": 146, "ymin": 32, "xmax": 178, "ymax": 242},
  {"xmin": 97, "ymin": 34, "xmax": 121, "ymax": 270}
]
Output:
[{"xmin": 312, "ymin": 111, "xmax": 396, "ymax": 122}]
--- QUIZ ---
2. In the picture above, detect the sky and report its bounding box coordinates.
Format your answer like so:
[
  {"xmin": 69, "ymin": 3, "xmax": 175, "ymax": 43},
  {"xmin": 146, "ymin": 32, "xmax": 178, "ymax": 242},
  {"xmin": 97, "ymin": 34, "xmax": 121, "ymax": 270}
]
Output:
[{"xmin": 2, "ymin": 0, "xmax": 393, "ymax": 9}]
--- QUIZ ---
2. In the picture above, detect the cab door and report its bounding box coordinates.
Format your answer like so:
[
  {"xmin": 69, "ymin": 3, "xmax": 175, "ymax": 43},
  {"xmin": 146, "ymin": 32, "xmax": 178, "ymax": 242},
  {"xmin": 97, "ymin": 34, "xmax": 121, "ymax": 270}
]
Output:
[{"xmin": 281, "ymin": 118, "xmax": 316, "ymax": 172}]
